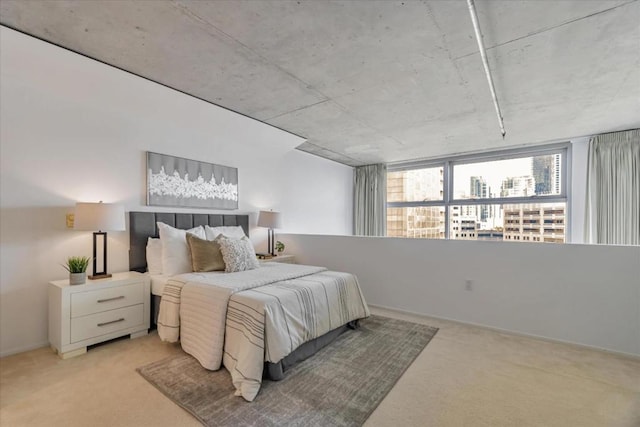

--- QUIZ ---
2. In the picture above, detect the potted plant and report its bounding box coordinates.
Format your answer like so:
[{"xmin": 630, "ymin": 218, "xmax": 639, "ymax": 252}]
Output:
[
  {"xmin": 62, "ymin": 256, "xmax": 91, "ymax": 285},
  {"xmin": 275, "ymin": 241, "xmax": 285, "ymax": 254}
]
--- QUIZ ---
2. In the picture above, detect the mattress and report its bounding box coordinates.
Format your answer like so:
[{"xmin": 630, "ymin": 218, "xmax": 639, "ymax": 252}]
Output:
[{"xmin": 149, "ymin": 274, "xmax": 171, "ymax": 296}]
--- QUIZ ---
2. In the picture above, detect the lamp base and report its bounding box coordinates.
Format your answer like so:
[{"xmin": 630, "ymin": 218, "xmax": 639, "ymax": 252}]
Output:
[
  {"xmin": 89, "ymin": 273, "xmax": 112, "ymax": 280},
  {"xmin": 267, "ymin": 228, "xmax": 277, "ymax": 257}
]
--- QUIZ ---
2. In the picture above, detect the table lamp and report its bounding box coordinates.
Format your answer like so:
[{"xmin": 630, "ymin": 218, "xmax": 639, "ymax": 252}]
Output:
[
  {"xmin": 257, "ymin": 210, "xmax": 282, "ymax": 256},
  {"xmin": 74, "ymin": 201, "xmax": 125, "ymax": 279}
]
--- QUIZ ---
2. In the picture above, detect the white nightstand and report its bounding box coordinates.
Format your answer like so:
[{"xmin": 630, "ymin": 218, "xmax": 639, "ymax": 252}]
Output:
[
  {"xmin": 49, "ymin": 271, "xmax": 150, "ymax": 359},
  {"xmin": 259, "ymin": 254, "xmax": 296, "ymax": 264}
]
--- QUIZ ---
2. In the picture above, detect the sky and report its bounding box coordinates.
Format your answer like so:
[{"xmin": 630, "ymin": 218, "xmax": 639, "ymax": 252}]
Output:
[{"xmin": 453, "ymin": 157, "xmax": 532, "ymax": 197}]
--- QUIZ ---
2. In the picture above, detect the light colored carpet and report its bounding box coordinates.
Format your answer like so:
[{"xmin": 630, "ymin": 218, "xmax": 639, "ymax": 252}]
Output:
[
  {"xmin": 137, "ymin": 315, "xmax": 437, "ymax": 426},
  {"xmin": 1, "ymin": 307, "xmax": 639, "ymax": 426}
]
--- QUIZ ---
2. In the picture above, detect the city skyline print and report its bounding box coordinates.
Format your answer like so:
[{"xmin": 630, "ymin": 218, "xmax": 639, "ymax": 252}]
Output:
[{"xmin": 146, "ymin": 151, "xmax": 238, "ymax": 209}]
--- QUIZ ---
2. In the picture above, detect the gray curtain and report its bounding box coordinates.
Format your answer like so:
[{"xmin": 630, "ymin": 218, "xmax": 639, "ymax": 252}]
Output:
[
  {"xmin": 354, "ymin": 164, "xmax": 387, "ymax": 236},
  {"xmin": 585, "ymin": 129, "xmax": 640, "ymax": 245}
]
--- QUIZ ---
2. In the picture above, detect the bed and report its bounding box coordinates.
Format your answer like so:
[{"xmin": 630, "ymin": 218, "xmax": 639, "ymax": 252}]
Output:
[{"xmin": 129, "ymin": 212, "xmax": 370, "ymax": 401}]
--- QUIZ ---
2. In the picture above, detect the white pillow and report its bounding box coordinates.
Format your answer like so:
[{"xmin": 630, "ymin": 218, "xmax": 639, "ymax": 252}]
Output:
[
  {"xmin": 146, "ymin": 237, "xmax": 163, "ymax": 275},
  {"xmin": 157, "ymin": 222, "xmax": 205, "ymax": 276},
  {"xmin": 216, "ymin": 235, "xmax": 260, "ymax": 273},
  {"xmin": 204, "ymin": 225, "xmax": 246, "ymax": 240}
]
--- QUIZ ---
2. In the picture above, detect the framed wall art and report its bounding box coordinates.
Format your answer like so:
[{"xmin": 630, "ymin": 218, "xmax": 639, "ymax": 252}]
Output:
[{"xmin": 146, "ymin": 151, "xmax": 238, "ymax": 209}]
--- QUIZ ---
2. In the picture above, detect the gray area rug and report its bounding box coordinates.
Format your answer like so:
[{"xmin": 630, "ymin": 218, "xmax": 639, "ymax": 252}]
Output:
[{"xmin": 137, "ymin": 315, "xmax": 438, "ymax": 426}]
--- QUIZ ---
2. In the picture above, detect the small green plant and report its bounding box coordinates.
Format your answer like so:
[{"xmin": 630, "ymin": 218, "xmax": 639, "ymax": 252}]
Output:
[
  {"xmin": 275, "ymin": 241, "xmax": 285, "ymax": 253},
  {"xmin": 62, "ymin": 256, "xmax": 91, "ymax": 273}
]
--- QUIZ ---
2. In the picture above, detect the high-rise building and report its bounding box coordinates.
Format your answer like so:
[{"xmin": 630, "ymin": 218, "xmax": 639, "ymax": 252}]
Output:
[
  {"xmin": 449, "ymin": 206, "xmax": 478, "ymax": 240},
  {"xmin": 470, "ymin": 176, "xmax": 490, "ymax": 221},
  {"xmin": 501, "ymin": 176, "xmax": 535, "ymax": 197},
  {"xmin": 532, "ymin": 154, "xmax": 561, "ymax": 195},
  {"xmin": 387, "ymin": 169, "xmax": 445, "ymax": 238},
  {"xmin": 503, "ymin": 203, "xmax": 565, "ymax": 243}
]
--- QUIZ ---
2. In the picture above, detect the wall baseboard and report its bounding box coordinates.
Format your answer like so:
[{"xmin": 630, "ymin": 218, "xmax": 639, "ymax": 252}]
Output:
[
  {"xmin": 0, "ymin": 340, "xmax": 50, "ymax": 358},
  {"xmin": 369, "ymin": 304, "xmax": 640, "ymax": 360},
  {"xmin": 2, "ymin": 308, "xmax": 637, "ymax": 360}
]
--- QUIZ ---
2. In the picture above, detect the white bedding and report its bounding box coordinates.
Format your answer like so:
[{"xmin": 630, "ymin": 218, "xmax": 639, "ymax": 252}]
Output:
[
  {"xmin": 157, "ymin": 263, "xmax": 369, "ymax": 401},
  {"xmin": 149, "ymin": 274, "xmax": 170, "ymax": 296},
  {"xmin": 149, "ymin": 272, "xmax": 225, "ymax": 296},
  {"xmin": 224, "ymin": 270, "xmax": 369, "ymax": 400}
]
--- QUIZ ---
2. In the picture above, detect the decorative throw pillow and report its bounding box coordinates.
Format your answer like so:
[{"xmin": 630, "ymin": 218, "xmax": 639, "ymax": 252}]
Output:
[
  {"xmin": 204, "ymin": 225, "xmax": 246, "ymax": 240},
  {"xmin": 157, "ymin": 222, "xmax": 205, "ymax": 276},
  {"xmin": 216, "ymin": 235, "xmax": 260, "ymax": 273},
  {"xmin": 186, "ymin": 233, "xmax": 225, "ymax": 272},
  {"xmin": 146, "ymin": 237, "xmax": 163, "ymax": 275}
]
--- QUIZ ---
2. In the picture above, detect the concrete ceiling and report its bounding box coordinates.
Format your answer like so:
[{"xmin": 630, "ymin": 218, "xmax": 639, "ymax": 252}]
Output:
[{"xmin": 1, "ymin": 1, "xmax": 639, "ymax": 166}]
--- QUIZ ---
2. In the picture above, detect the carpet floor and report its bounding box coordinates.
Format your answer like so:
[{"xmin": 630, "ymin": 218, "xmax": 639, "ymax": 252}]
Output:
[{"xmin": 137, "ymin": 315, "xmax": 438, "ymax": 426}]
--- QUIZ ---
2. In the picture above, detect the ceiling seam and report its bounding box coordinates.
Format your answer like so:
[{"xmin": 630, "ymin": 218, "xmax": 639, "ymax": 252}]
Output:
[
  {"xmin": 171, "ymin": 1, "xmax": 331, "ymax": 105},
  {"xmin": 262, "ymin": 99, "xmax": 331, "ymax": 122},
  {"xmin": 421, "ymin": 0, "xmax": 480, "ymax": 116},
  {"xmin": 602, "ymin": 60, "xmax": 640, "ymax": 113},
  {"xmin": 328, "ymin": 97, "xmax": 407, "ymax": 147},
  {"xmin": 453, "ymin": 0, "xmax": 638, "ymax": 61}
]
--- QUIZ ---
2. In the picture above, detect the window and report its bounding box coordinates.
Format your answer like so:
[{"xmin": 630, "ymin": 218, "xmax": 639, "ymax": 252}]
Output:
[
  {"xmin": 386, "ymin": 165, "xmax": 445, "ymax": 239},
  {"xmin": 387, "ymin": 167, "xmax": 443, "ymax": 202},
  {"xmin": 386, "ymin": 144, "xmax": 569, "ymax": 243},
  {"xmin": 387, "ymin": 206, "xmax": 445, "ymax": 239}
]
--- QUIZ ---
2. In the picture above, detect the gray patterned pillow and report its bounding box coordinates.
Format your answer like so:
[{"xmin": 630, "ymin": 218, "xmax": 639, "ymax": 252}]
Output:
[{"xmin": 216, "ymin": 235, "xmax": 260, "ymax": 273}]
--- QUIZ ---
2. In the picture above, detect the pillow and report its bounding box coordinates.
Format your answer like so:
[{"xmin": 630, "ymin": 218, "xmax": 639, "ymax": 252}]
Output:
[
  {"xmin": 204, "ymin": 225, "xmax": 246, "ymax": 240},
  {"xmin": 146, "ymin": 237, "xmax": 163, "ymax": 275},
  {"xmin": 216, "ymin": 235, "xmax": 260, "ymax": 273},
  {"xmin": 157, "ymin": 222, "xmax": 205, "ymax": 276},
  {"xmin": 186, "ymin": 233, "xmax": 225, "ymax": 272}
]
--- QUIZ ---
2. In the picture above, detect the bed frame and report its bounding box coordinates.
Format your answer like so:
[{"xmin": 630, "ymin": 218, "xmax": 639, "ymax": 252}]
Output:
[{"xmin": 128, "ymin": 210, "xmax": 354, "ymax": 381}]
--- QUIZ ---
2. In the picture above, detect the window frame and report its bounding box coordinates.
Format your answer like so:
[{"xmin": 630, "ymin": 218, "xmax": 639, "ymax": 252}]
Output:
[{"xmin": 386, "ymin": 142, "xmax": 572, "ymax": 241}]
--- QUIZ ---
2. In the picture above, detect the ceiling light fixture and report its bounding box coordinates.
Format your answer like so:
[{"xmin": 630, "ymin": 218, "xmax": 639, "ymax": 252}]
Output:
[{"xmin": 467, "ymin": 0, "xmax": 506, "ymax": 139}]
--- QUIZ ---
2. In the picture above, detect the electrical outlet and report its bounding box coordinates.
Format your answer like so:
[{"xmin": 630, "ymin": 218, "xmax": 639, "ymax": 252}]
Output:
[{"xmin": 465, "ymin": 279, "xmax": 473, "ymax": 291}]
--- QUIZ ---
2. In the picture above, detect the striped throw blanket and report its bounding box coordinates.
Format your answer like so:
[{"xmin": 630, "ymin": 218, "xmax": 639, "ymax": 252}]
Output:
[{"xmin": 157, "ymin": 263, "xmax": 369, "ymax": 401}]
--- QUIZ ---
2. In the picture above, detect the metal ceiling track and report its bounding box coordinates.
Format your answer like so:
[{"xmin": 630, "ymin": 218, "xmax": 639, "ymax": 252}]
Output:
[{"xmin": 467, "ymin": 0, "xmax": 507, "ymax": 139}]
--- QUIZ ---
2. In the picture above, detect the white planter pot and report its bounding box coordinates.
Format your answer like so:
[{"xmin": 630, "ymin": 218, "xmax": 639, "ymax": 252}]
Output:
[{"xmin": 69, "ymin": 272, "xmax": 86, "ymax": 286}]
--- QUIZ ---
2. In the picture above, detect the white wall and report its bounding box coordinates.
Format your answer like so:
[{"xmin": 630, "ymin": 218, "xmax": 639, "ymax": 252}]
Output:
[
  {"xmin": 282, "ymin": 234, "xmax": 640, "ymax": 356},
  {"xmin": 0, "ymin": 28, "xmax": 353, "ymax": 356}
]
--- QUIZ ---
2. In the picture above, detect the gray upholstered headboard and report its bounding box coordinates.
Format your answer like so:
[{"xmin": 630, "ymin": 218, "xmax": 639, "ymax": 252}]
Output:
[{"xmin": 129, "ymin": 211, "xmax": 250, "ymax": 273}]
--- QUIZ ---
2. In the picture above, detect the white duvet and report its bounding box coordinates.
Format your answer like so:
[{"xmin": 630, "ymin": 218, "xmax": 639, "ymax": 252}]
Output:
[{"xmin": 157, "ymin": 263, "xmax": 369, "ymax": 401}]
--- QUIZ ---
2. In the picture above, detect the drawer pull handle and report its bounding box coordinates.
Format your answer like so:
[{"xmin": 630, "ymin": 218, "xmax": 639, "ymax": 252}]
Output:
[
  {"xmin": 97, "ymin": 296, "xmax": 125, "ymax": 303},
  {"xmin": 97, "ymin": 318, "xmax": 125, "ymax": 327}
]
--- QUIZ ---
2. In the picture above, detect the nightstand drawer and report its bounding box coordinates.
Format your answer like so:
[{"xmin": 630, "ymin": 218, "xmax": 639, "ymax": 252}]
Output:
[
  {"xmin": 71, "ymin": 283, "xmax": 144, "ymax": 318},
  {"xmin": 70, "ymin": 305, "xmax": 144, "ymax": 343}
]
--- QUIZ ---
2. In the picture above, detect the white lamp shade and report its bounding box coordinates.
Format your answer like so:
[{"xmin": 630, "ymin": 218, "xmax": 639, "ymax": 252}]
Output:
[
  {"xmin": 74, "ymin": 202, "xmax": 126, "ymax": 231},
  {"xmin": 257, "ymin": 210, "xmax": 282, "ymax": 229}
]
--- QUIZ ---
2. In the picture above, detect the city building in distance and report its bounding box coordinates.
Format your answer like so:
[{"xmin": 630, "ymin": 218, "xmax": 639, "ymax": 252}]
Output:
[{"xmin": 387, "ymin": 153, "xmax": 565, "ymax": 243}]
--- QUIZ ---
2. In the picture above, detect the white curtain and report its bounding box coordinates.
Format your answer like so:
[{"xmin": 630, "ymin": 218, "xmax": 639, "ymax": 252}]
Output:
[
  {"xmin": 354, "ymin": 164, "xmax": 387, "ymax": 236},
  {"xmin": 585, "ymin": 129, "xmax": 640, "ymax": 245}
]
